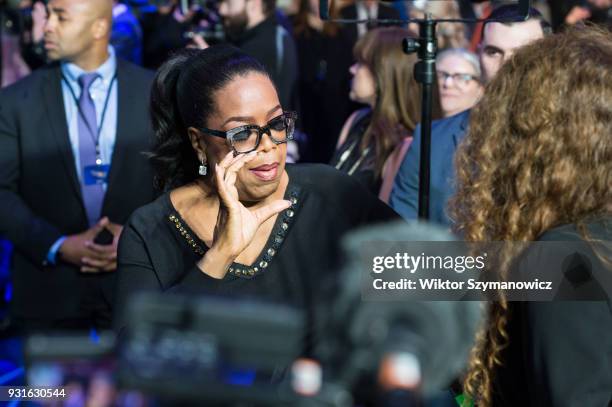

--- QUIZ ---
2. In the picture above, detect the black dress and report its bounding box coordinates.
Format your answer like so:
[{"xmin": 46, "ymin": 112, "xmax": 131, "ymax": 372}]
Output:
[
  {"xmin": 492, "ymin": 217, "xmax": 612, "ymax": 406},
  {"xmin": 330, "ymin": 109, "xmax": 380, "ymax": 194},
  {"xmin": 114, "ymin": 164, "xmax": 398, "ymax": 329}
]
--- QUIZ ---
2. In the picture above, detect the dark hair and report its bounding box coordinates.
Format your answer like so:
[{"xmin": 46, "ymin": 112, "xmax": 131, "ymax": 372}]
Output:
[
  {"xmin": 149, "ymin": 45, "xmax": 270, "ymax": 190},
  {"xmin": 483, "ymin": 4, "xmax": 552, "ymax": 38},
  {"xmin": 262, "ymin": 0, "xmax": 276, "ymax": 16}
]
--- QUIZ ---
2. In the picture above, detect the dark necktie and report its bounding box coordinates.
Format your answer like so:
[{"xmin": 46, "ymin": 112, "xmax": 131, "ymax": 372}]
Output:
[{"xmin": 78, "ymin": 73, "xmax": 105, "ymax": 227}]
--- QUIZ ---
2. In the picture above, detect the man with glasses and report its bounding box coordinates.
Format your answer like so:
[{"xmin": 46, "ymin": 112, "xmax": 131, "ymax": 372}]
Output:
[{"xmin": 389, "ymin": 5, "xmax": 551, "ymax": 226}]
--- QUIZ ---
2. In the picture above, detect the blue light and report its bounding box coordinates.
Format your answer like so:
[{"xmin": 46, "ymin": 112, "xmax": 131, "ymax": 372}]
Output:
[
  {"xmin": 4, "ymin": 283, "xmax": 11, "ymax": 302},
  {"xmin": 0, "ymin": 367, "xmax": 24, "ymax": 385},
  {"xmin": 223, "ymin": 369, "xmax": 257, "ymax": 386},
  {"xmin": 89, "ymin": 328, "xmax": 100, "ymax": 343}
]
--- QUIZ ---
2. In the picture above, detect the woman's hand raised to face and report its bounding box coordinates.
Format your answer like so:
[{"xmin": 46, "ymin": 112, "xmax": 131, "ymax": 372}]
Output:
[{"xmin": 197, "ymin": 151, "xmax": 292, "ymax": 279}]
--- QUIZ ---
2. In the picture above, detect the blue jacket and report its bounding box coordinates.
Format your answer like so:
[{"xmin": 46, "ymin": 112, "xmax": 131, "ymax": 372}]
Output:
[{"xmin": 389, "ymin": 110, "xmax": 470, "ymax": 226}]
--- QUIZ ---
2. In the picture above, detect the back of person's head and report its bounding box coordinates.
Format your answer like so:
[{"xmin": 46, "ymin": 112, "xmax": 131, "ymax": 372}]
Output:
[
  {"xmin": 149, "ymin": 46, "xmax": 271, "ymax": 190},
  {"xmin": 452, "ymin": 25, "xmax": 612, "ymax": 407},
  {"xmin": 353, "ymin": 27, "xmax": 441, "ymax": 176}
]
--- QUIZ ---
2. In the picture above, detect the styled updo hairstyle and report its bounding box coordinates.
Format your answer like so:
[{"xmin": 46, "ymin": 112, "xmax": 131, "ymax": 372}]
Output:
[{"xmin": 149, "ymin": 45, "xmax": 271, "ymax": 190}]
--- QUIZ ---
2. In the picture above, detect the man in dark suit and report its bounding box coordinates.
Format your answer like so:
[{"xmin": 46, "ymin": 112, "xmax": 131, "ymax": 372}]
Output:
[
  {"xmin": 389, "ymin": 5, "xmax": 550, "ymax": 226},
  {"xmin": 0, "ymin": 0, "xmax": 156, "ymax": 331}
]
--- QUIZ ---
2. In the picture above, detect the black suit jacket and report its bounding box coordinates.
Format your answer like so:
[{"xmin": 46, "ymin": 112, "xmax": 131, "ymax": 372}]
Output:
[{"xmin": 0, "ymin": 59, "xmax": 156, "ymax": 327}]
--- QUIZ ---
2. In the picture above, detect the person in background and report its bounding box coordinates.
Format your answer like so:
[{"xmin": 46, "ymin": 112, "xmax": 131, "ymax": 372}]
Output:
[
  {"xmin": 141, "ymin": 0, "xmax": 195, "ymax": 69},
  {"xmin": 436, "ymin": 48, "xmax": 483, "ymax": 118},
  {"xmin": 330, "ymin": 27, "xmax": 441, "ymax": 199},
  {"xmin": 338, "ymin": 0, "xmax": 400, "ymax": 47},
  {"xmin": 111, "ymin": 0, "xmax": 143, "ymax": 65},
  {"xmin": 113, "ymin": 46, "xmax": 398, "ymax": 334},
  {"xmin": 408, "ymin": 0, "xmax": 469, "ymax": 49},
  {"xmin": 218, "ymin": 0, "xmax": 298, "ymax": 111},
  {"xmin": 390, "ymin": 5, "xmax": 551, "ymax": 226},
  {"xmin": 292, "ymin": 0, "xmax": 353, "ymax": 163},
  {"xmin": 20, "ymin": 0, "xmax": 145, "ymax": 69},
  {"xmin": 7, "ymin": 1, "xmax": 44, "ymax": 75},
  {"xmin": 0, "ymin": 0, "xmax": 156, "ymax": 332},
  {"xmin": 453, "ymin": 25, "xmax": 611, "ymax": 406},
  {"xmin": 548, "ymin": 0, "xmax": 611, "ymax": 30}
]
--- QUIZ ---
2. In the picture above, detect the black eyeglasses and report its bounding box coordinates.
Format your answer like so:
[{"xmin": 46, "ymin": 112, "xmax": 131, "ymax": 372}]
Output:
[
  {"xmin": 436, "ymin": 70, "xmax": 480, "ymax": 87},
  {"xmin": 199, "ymin": 111, "xmax": 298, "ymax": 154}
]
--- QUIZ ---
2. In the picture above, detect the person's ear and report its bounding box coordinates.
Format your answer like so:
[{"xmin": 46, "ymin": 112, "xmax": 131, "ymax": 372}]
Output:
[
  {"xmin": 188, "ymin": 127, "xmax": 207, "ymax": 163},
  {"xmin": 92, "ymin": 18, "xmax": 111, "ymax": 40}
]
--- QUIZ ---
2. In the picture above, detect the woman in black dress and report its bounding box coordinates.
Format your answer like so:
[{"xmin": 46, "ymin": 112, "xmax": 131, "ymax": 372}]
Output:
[{"xmin": 113, "ymin": 46, "xmax": 397, "ymax": 328}]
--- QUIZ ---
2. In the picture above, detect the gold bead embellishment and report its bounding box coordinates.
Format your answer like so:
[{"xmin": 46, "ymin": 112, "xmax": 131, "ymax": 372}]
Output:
[
  {"xmin": 168, "ymin": 186, "xmax": 301, "ymax": 280},
  {"xmin": 168, "ymin": 214, "xmax": 206, "ymax": 259}
]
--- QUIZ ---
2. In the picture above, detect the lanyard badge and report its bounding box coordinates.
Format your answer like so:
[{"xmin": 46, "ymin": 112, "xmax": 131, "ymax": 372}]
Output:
[
  {"xmin": 83, "ymin": 163, "xmax": 111, "ymax": 185},
  {"xmin": 62, "ymin": 72, "xmax": 117, "ymax": 186}
]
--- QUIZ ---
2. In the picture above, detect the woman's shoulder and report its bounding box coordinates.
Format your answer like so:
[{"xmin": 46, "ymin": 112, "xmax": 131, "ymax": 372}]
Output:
[{"xmin": 125, "ymin": 192, "xmax": 172, "ymax": 233}]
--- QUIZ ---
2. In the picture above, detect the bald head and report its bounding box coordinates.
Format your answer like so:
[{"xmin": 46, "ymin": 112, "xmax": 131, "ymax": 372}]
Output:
[
  {"xmin": 44, "ymin": 0, "xmax": 114, "ymax": 69},
  {"xmin": 65, "ymin": 0, "xmax": 113, "ymax": 27}
]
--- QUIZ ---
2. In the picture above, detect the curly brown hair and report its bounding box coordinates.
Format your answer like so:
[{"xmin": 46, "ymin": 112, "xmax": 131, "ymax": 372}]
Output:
[{"xmin": 449, "ymin": 25, "xmax": 612, "ymax": 406}]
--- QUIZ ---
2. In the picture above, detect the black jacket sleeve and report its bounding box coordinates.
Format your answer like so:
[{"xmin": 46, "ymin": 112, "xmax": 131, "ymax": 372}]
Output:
[
  {"xmin": 114, "ymin": 216, "xmax": 222, "ymax": 329},
  {"xmin": 0, "ymin": 85, "xmax": 63, "ymax": 266}
]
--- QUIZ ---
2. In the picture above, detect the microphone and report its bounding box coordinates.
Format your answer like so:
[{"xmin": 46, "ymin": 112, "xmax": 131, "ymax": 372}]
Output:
[{"xmin": 314, "ymin": 220, "xmax": 483, "ymax": 400}]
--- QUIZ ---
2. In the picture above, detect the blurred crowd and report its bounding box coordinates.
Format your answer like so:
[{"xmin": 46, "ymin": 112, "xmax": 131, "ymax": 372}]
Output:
[{"xmin": 1, "ymin": 0, "xmax": 610, "ymax": 165}]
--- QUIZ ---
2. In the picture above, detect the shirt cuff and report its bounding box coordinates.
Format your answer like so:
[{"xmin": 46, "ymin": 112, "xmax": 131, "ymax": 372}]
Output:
[{"xmin": 46, "ymin": 236, "xmax": 67, "ymax": 266}]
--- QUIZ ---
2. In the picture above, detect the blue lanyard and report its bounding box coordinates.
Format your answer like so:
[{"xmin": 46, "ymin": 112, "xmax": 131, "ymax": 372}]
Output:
[{"xmin": 61, "ymin": 73, "xmax": 117, "ymax": 163}]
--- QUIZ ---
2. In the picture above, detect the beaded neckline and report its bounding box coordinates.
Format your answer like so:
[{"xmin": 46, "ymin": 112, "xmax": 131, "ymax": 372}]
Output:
[{"xmin": 167, "ymin": 186, "xmax": 301, "ymax": 279}]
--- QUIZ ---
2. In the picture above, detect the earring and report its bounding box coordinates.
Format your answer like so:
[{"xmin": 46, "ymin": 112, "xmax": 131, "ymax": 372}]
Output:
[{"xmin": 198, "ymin": 159, "xmax": 207, "ymax": 176}]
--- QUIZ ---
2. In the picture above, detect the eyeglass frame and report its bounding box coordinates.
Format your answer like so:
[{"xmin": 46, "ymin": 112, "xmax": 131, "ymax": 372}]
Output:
[
  {"xmin": 197, "ymin": 111, "xmax": 298, "ymax": 155},
  {"xmin": 436, "ymin": 70, "xmax": 481, "ymax": 87}
]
